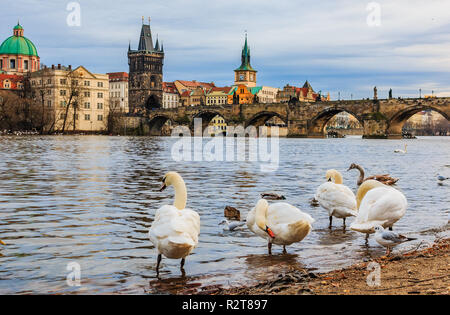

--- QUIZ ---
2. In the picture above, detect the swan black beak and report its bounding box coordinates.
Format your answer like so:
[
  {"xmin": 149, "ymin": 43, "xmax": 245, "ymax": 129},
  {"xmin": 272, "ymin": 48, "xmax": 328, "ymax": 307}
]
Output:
[{"xmin": 159, "ymin": 183, "xmax": 167, "ymax": 192}]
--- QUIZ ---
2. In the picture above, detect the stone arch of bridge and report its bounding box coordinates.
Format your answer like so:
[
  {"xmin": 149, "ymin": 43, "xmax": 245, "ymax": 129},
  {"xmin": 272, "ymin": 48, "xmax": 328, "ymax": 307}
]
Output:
[
  {"xmin": 308, "ymin": 107, "xmax": 364, "ymax": 138},
  {"xmin": 190, "ymin": 110, "xmax": 228, "ymax": 133},
  {"xmin": 387, "ymin": 104, "xmax": 450, "ymax": 137},
  {"xmin": 245, "ymin": 111, "xmax": 287, "ymax": 128},
  {"xmin": 147, "ymin": 115, "xmax": 174, "ymax": 136}
]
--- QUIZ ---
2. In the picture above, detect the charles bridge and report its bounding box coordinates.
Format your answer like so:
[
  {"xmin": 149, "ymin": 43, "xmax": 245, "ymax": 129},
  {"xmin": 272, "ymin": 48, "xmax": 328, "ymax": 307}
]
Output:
[{"xmin": 144, "ymin": 97, "xmax": 450, "ymax": 138}]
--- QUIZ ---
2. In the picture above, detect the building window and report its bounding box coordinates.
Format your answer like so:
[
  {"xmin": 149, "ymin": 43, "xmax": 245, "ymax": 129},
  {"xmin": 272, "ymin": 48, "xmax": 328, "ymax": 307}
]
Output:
[
  {"xmin": 47, "ymin": 79, "xmax": 51, "ymax": 84},
  {"xmin": 60, "ymin": 90, "xmax": 66, "ymax": 96},
  {"xmin": 84, "ymin": 81, "xmax": 90, "ymax": 86},
  {"xmin": 47, "ymin": 100, "xmax": 52, "ymax": 107},
  {"xmin": 97, "ymin": 92, "xmax": 103, "ymax": 98},
  {"xmin": 60, "ymin": 113, "xmax": 66, "ymax": 119},
  {"xmin": 24, "ymin": 60, "xmax": 29, "ymax": 70},
  {"xmin": 97, "ymin": 82, "xmax": 103, "ymax": 88},
  {"xmin": 84, "ymin": 102, "xmax": 91, "ymax": 109},
  {"xmin": 60, "ymin": 79, "xmax": 67, "ymax": 85},
  {"xmin": 10, "ymin": 59, "xmax": 16, "ymax": 69},
  {"xmin": 97, "ymin": 115, "xmax": 103, "ymax": 121},
  {"xmin": 85, "ymin": 114, "xmax": 90, "ymax": 121},
  {"xmin": 60, "ymin": 101, "xmax": 67, "ymax": 107},
  {"xmin": 84, "ymin": 91, "xmax": 90, "ymax": 97},
  {"xmin": 97, "ymin": 103, "xmax": 103, "ymax": 109}
]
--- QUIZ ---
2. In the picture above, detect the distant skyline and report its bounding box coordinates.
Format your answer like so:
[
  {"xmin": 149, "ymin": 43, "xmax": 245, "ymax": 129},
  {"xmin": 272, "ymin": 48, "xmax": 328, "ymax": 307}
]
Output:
[{"xmin": 3, "ymin": 0, "xmax": 450, "ymax": 99}]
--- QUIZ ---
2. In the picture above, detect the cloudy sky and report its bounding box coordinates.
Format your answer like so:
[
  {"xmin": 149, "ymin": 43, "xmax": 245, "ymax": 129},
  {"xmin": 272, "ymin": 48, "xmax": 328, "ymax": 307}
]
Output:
[{"xmin": 2, "ymin": 0, "xmax": 450, "ymax": 99}]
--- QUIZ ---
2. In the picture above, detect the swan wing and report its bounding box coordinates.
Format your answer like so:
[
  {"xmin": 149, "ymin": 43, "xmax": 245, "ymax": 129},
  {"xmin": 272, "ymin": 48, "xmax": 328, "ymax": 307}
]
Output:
[
  {"xmin": 149, "ymin": 205, "xmax": 200, "ymax": 259},
  {"xmin": 351, "ymin": 187, "xmax": 407, "ymax": 233},
  {"xmin": 315, "ymin": 183, "xmax": 357, "ymax": 217}
]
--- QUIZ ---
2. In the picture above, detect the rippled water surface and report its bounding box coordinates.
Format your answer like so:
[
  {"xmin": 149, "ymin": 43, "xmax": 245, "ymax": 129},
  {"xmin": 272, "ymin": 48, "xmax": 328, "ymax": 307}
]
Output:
[{"xmin": 0, "ymin": 136, "xmax": 449, "ymax": 294}]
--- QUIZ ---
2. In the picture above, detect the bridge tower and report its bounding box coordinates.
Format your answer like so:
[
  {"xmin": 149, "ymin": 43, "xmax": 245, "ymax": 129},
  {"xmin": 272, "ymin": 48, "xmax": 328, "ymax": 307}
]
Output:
[{"xmin": 128, "ymin": 18, "xmax": 164, "ymax": 114}]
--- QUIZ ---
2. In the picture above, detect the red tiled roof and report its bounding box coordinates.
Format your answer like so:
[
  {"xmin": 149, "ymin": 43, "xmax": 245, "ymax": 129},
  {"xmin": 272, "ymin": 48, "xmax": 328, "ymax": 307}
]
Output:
[
  {"xmin": 163, "ymin": 82, "xmax": 178, "ymax": 94},
  {"xmin": 176, "ymin": 80, "xmax": 215, "ymax": 89},
  {"xmin": 211, "ymin": 86, "xmax": 232, "ymax": 93},
  {"xmin": 0, "ymin": 74, "xmax": 24, "ymax": 90},
  {"xmin": 107, "ymin": 72, "xmax": 128, "ymax": 81},
  {"xmin": 181, "ymin": 91, "xmax": 191, "ymax": 97}
]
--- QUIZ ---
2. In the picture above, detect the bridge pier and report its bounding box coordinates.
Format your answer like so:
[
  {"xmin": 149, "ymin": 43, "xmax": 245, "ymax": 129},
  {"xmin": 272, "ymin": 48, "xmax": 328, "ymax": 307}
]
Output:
[
  {"xmin": 287, "ymin": 121, "xmax": 309, "ymax": 138},
  {"xmin": 361, "ymin": 115, "xmax": 389, "ymax": 139}
]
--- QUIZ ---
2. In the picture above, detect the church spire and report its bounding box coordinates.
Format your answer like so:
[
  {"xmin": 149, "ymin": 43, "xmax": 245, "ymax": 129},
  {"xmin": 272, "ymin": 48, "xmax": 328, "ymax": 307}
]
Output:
[
  {"xmin": 235, "ymin": 32, "xmax": 255, "ymax": 72},
  {"xmin": 137, "ymin": 17, "xmax": 154, "ymax": 51}
]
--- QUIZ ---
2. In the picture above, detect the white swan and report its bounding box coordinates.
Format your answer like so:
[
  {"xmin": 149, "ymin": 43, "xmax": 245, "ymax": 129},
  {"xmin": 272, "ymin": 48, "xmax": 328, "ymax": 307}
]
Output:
[
  {"xmin": 149, "ymin": 172, "xmax": 200, "ymax": 274},
  {"xmin": 350, "ymin": 180, "xmax": 407, "ymax": 238},
  {"xmin": 394, "ymin": 144, "xmax": 407, "ymax": 154},
  {"xmin": 246, "ymin": 199, "xmax": 315, "ymax": 254},
  {"xmin": 315, "ymin": 170, "xmax": 357, "ymax": 228}
]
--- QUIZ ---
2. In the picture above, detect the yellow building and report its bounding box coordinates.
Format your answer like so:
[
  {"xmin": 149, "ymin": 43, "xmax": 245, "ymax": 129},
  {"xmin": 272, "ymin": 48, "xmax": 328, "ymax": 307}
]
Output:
[
  {"xmin": 208, "ymin": 115, "xmax": 227, "ymax": 135},
  {"xmin": 30, "ymin": 65, "xmax": 109, "ymax": 132},
  {"xmin": 206, "ymin": 87, "xmax": 232, "ymax": 106}
]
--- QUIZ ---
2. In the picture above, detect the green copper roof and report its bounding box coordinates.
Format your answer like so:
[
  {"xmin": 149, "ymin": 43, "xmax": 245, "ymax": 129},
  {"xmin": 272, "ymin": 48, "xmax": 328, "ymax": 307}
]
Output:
[
  {"xmin": 235, "ymin": 34, "xmax": 256, "ymax": 72},
  {"xmin": 250, "ymin": 86, "xmax": 262, "ymax": 95},
  {"xmin": 0, "ymin": 25, "xmax": 38, "ymax": 57}
]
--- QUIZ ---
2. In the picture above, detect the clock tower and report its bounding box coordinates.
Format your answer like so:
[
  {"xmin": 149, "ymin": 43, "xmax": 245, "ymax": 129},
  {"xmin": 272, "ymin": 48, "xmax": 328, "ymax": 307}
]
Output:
[{"xmin": 234, "ymin": 34, "xmax": 257, "ymax": 87}]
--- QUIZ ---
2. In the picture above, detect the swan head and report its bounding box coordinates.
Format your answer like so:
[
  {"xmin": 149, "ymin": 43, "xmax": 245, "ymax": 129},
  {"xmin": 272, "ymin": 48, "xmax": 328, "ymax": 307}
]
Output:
[
  {"xmin": 356, "ymin": 180, "xmax": 384, "ymax": 209},
  {"xmin": 159, "ymin": 171, "xmax": 183, "ymax": 192},
  {"xmin": 325, "ymin": 169, "xmax": 343, "ymax": 185},
  {"xmin": 219, "ymin": 219, "xmax": 228, "ymax": 226},
  {"xmin": 255, "ymin": 199, "xmax": 275, "ymax": 238},
  {"xmin": 347, "ymin": 163, "xmax": 359, "ymax": 171}
]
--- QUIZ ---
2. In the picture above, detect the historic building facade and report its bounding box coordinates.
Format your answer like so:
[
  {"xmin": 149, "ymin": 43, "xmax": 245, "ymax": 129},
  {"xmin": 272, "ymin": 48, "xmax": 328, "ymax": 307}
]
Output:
[
  {"xmin": 108, "ymin": 72, "xmax": 129, "ymax": 113},
  {"xmin": 30, "ymin": 65, "xmax": 109, "ymax": 132},
  {"xmin": 162, "ymin": 82, "xmax": 180, "ymax": 109},
  {"xmin": 128, "ymin": 20, "xmax": 164, "ymax": 114}
]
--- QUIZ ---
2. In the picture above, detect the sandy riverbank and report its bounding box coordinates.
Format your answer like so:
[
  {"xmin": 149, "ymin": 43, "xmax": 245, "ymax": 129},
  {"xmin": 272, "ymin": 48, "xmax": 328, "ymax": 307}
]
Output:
[{"xmin": 204, "ymin": 238, "xmax": 449, "ymax": 295}]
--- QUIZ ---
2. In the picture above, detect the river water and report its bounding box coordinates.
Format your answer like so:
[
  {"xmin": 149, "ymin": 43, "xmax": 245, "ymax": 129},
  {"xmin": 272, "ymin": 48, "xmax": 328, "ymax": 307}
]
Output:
[{"xmin": 0, "ymin": 136, "xmax": 448, "ymax": 294}]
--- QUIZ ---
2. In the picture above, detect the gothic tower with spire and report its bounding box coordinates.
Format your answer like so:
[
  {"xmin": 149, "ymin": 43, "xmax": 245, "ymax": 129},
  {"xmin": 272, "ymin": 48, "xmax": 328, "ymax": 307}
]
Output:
[
  {"xmin": 234, "ymin": 33, "xmax": 257, "ymax": 87},
  {"xmin": 128, "ymin": 18, "xmax": 164, "ymax": 114}
]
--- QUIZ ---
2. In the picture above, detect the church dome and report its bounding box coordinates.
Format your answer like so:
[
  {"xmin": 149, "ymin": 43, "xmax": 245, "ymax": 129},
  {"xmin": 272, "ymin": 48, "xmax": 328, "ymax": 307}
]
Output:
[{"xmin": 0, "ymin": 23, "xmax": 38, "ymax": 57}]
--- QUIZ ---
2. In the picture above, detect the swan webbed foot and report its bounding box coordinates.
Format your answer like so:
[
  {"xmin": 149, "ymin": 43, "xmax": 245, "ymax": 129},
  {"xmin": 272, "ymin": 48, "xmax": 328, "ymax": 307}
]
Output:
[
  {"xmin": 329, "ymin": 216, "xmax": 333, "ymax": 229},
  {"xmin": 156, "ymin": 254, "xmax": 162, "ymax": 276},
  {"xmin": 268, "ymin": 242, "xmax": 272, "ymax": 255},
  {"xmin": 283, "ymin": 246, "xmax": 287, "ymax": 255},
  {"xmin": 389, "ymin": 226, "xmax": 393, "ymax": 231}
]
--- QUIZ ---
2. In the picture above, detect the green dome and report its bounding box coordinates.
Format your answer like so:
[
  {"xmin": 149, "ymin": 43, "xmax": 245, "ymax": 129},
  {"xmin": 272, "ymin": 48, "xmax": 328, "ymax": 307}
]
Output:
[
  {"xmin": 0, "ymin": 35, "xmax": 38, "ymax": 57},
  {"xmin": 14, "ymin": 24, "xmax": 23, "ymax": 30}
]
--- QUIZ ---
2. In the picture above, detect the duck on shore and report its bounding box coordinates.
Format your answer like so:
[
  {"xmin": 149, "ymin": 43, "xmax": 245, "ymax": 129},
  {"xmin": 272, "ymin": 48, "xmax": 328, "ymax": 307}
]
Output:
[{"xmin": 348, "ymin": 163, "xmax": 399, "ymax": 186}]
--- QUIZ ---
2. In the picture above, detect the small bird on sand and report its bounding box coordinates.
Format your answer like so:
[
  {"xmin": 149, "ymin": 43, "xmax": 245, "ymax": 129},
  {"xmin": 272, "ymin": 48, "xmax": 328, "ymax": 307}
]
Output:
[
  {"xmin": 374, "ymin": 225, "xmax": 416, "ymax": 256},
  {"xmin": 219, "ymin": 219, "xmax": 246, "ymax": 231}
]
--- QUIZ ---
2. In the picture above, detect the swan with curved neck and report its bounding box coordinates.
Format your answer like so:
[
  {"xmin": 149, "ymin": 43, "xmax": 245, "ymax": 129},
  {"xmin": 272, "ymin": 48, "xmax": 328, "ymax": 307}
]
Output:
[
  {"xmin": 348, "ymin": 164, "xmax": 399, "ymax": 186},
  {"xmin": 351, "ymin": 180, "xmax": 407, "ymax": 239},
  {"xmin": 160, "ymin": 172, "xmax": 187, "ymax": 210},
  {"xmin": 315, "ymin": 170, "xmax": 357, "ymax": 229},
  {"xmin": 247, "ymin": 199, "xmax": 314, "ymax": 255},
  {"xmin": 149, "ymin": 172, "xmax": 200, "ymax": 275}
]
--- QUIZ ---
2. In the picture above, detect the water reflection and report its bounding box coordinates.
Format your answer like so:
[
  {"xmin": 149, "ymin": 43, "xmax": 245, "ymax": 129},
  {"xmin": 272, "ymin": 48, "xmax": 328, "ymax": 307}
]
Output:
[{"xmin": 0, "ymin": 136, "xmax": 448, "ymax": 294}]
